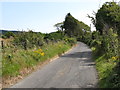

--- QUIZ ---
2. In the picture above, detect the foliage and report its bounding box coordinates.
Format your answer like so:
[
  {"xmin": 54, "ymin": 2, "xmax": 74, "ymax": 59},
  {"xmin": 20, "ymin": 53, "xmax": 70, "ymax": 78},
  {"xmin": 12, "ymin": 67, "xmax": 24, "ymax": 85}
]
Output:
[
  {"xmin": 93, "ymin": 54, "xmax": 119, "ymax": 88},
  {"xmin": 2, "ymin": 27, "xmax": 77, "ymax": 79},
  {"xmin": 95, "ymin": 2, "xmax": 120, "ymax": 34},
  {"xmin": 1, "ymin": 35, "xmax": 7, "ymax": 39},
  {"xmin": 63, "ymin": 13, "xmax": 90, "ymax": 37},
  {"xmin": 64, "ymin": 37, "xmax": 77, "ymax": 46},
  {"xmin": 86, "ymin": 1, "xmax": 120, "ymax": 88},
  {"xmin": 13, "ymin": 30, "xmax": 44, "ymax": 49},
  {"xmin": 3, "ymin": 32, "xmax": 15, "ymax": 38},
  {"xmin": 44, "ymin": 31, "xmax": 63, "ymax": 41},
  {"xmin": 54, "ymin": 22, "xmax": 64, "ymax": 32},
  {"xmin": 91, "ymin": 29, "xmax": 119, "ymax": 88},
  {"xmin": 102, "ymin": 29, "xmax": 118, "ymax": 58},
  {"xmin": 81, "ymin": 31, "xmax": 92, "ymax": 46},
  {"xmin": 64, "ymin": 13, "xmax": 78, "ymax": 37}
]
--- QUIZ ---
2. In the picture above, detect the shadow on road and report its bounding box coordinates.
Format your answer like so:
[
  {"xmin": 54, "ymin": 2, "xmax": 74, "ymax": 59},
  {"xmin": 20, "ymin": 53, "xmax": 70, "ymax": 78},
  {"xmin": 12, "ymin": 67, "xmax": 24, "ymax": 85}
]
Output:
[
  {"xmin": 61, "ymin": 51, "xmax": 91, "ymax": 58},
  {"xmin": 61, "ymin": 51, "xmax": 95, "ymax": 66}
]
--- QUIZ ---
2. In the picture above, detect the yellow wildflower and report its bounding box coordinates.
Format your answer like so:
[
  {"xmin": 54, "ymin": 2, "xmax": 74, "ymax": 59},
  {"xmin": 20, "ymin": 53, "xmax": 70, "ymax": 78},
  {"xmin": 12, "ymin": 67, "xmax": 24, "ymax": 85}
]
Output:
[
  {"xmin": 34, "ymin": 48, "xmax": 45, "ymax": 56},
  {"xmin": 38, "ymin": 49, "xmax": 42, "ymax": 52},
  {"xmin": 91, "ymin": 47, "xmax": 96, "ymax": 51},
  {"xmin": 34, "ymin": 51, "xmax": 39, "ymax": 53},
  {"xmin": 40, "ymin": 52, "xmax": 45, "ymax": 56},
  {"xmin": 112, "ymin": 56, "xmax": 117, "ymax": 60}
]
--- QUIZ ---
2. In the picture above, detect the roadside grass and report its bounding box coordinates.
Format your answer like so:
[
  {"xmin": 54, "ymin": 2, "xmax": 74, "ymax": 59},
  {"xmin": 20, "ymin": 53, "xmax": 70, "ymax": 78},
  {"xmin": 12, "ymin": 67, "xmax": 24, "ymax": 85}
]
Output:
[
  {"xmin": 2, "ymin": 41, "xmax": 72, "ymax": 77},
  {"xmin": 92, "ymin": 47, "xmax": 119, "ymax": 88}
]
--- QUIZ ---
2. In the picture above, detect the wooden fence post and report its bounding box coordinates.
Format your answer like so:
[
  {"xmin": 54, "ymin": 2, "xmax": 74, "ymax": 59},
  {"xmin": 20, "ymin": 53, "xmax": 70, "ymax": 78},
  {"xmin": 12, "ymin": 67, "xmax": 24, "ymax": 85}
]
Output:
[{"xmin": 1, "ymin": 40, "xmax": 4, "ymax": 49}]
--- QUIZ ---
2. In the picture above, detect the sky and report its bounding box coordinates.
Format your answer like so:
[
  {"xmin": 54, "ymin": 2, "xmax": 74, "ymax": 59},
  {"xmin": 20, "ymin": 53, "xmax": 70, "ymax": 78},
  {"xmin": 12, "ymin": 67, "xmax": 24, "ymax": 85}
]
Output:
[{"xmin": 0, "ymin": 0, "xmax": 120, "ymax": 33}]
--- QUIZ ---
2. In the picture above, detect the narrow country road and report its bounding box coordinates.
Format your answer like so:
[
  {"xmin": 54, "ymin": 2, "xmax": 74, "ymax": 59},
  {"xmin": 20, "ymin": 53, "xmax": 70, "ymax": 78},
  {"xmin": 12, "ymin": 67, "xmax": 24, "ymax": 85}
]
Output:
[{"xmin": 11, "ymin": 42, "xmax": 98, "ymax": 88}]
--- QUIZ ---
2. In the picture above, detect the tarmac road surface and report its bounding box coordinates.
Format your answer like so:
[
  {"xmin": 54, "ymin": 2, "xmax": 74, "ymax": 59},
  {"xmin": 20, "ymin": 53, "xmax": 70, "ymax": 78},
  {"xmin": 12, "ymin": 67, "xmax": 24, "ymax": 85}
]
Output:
[{"xmin": 11, "ymin": 42, "xmax": 98, "ymax": 88}]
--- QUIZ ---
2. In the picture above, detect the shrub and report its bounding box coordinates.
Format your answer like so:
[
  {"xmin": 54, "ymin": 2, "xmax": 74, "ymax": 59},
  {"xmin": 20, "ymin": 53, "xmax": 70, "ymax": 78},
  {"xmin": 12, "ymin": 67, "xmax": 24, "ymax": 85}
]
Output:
[
  {"xmin": 13, "ymin": 31, "xmax": 44, "ymax": 49},
  {"xmin": 4, "ymin": 32, "xmax": 15, "ymax": 38},
  {"xmin": 64, "ymin": 37, "xmax": 77, "ymax": 45}
]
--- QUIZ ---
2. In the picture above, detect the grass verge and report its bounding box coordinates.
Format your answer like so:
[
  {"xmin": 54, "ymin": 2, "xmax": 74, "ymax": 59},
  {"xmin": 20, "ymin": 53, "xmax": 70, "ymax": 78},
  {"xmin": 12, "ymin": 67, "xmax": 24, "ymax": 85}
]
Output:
[
  {"xmin": 2, "ymin": 41, "xmax": 72, "ymax": 77},
  {"xmin": 92, "ymin": 47, "xmax": 120, "ymax": 88},
  {"xmin": 2, "ymin": 41, "xmax": 74, "ymax": 88}
]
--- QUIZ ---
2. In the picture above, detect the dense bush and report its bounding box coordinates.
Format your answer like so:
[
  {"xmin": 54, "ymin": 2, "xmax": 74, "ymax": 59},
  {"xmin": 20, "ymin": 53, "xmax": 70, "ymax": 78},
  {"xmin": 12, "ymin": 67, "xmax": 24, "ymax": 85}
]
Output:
[
  {"xmin": 44, "ymin": 31, "xmax": 63, "ymax": 41},
  {"xmin": 85, "ymin": 1, "xmax": 120, "ymax": 88},
  {"xmin": 64, "ymin": 37, "xmax": 77, "ymax": 45},
  {"xmin": 1, "ymin": 35, "xmax": 7, "ymax": 39},
  {"xmin": 101, "ymin": 29, "xmax": 118, "ymax": 58},
  {"xmin": 13, "ymin": 31, "xmax": 44, "ymax": 49},
  {"xmin": 3, "ymin": 32, "xmax": 15, "ymax": 38}
]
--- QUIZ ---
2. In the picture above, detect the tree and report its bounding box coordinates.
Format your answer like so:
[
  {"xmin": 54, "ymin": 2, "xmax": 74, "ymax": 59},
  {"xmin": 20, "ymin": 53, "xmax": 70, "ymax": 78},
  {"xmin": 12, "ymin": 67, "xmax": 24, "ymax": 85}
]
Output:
[
  {"xmin": 95, "ymin": 2, "xmax": 120, "ymax": 61},
  {"xmin": 54, "ymin": 22, "xmax": 64, "ymax": 31},
  {"xmin": 63, "ymin": 13, "xmax": 90, "ymax": 37},
  {"xmin": 95, "ymin": 2, "xmax": 120, "ymax": 34},
  {"xmin": 87, "ymin": 12, "xmax": 96, "ymax": 27},
  {"xmin": 64, "ymin": 13, "xmax": 78, "ymax": 37},
  {"xmin": 54, "ymin": 22, "xmax": 64, "ymax": 37}
]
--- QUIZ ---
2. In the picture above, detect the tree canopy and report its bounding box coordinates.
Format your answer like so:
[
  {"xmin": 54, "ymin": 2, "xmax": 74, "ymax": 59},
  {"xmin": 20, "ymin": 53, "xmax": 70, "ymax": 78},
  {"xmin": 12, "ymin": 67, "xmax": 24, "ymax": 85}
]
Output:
[
  {"xmin": 95, "ymin": 2, "xmax": 120, "ymax": 34},
  {"xmin": 63, "ymin": 13, "xmax": 90, "ymax": 37}
]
